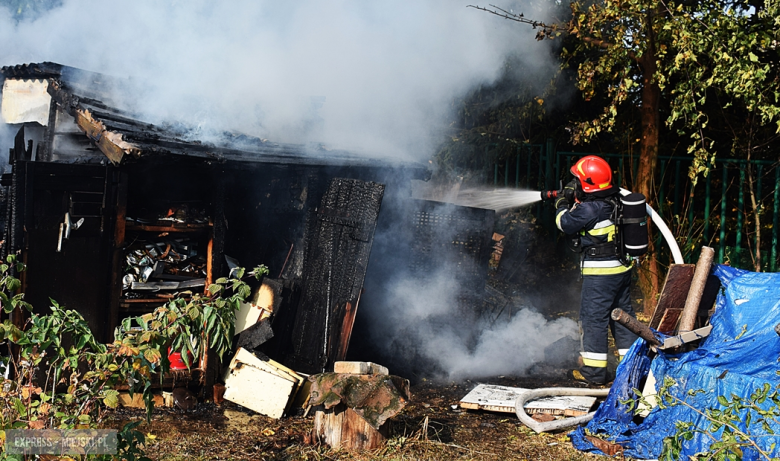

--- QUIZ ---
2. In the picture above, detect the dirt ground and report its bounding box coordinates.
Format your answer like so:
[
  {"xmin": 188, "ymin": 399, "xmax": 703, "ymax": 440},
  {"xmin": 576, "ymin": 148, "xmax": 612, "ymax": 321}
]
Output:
[{"xmin": 103, "ymin": 374, "xmax": 606, "ymax": 461}]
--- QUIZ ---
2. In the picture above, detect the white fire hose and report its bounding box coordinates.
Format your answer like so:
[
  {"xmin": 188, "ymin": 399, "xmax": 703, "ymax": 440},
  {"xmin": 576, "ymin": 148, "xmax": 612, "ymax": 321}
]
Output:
[{"xmin": 515, "ymin": 387, "xmax": 611, "ymax": 433}]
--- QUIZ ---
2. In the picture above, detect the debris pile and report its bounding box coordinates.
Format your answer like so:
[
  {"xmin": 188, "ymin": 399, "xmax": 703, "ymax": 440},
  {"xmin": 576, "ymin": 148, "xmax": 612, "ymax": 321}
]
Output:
[{"xmin": 122, "ymin": 239, "xmax": 208, "ymax": 296}]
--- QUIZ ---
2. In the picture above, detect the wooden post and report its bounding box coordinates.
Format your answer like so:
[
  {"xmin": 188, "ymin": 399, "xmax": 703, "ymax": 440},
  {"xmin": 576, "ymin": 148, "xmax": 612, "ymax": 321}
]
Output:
[
  {"xmin": 612, "ymin": 309, "xmax": 661, "ymax": 347},
  {"xmin": 679, "ymin": 246, "xmax": 715, "ymax": 332},
  {"xmin": 312, "ymin": 403, "xmax": 388, "ymax": 450}
]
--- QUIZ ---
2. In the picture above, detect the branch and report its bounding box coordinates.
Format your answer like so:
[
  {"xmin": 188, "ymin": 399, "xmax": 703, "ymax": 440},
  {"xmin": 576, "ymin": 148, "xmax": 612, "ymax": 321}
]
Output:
[
  {"xmin": 580, "ymin": 36, "xmax": 638, "ymax": 61},
  {"xmin": 664, "ymin": 392, "xmax": 775, "ymax": 460},
  {"xmin": 580, "ymin": 36, "xmax": 614, "ymax": 51},
  {"xmin": 469, "ymin": 4, "xmax": 641, "ymax": 60},
  {"xmin": 467, "ymin": 4, "xmax": 565, "ymax": 39}
]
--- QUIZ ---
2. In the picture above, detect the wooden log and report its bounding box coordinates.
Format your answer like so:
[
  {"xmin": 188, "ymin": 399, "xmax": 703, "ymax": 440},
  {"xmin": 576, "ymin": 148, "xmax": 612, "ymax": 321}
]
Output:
[
  {"xmin": 312, "ymin": 403, "xmax": 388, "ymax": 450},
  {"xmin": 679, "ymin": 246, "xmax": 715, "ymax": 332},
  {"xmin": 611, "ymin": 309, "xmax": 661, "ymax": 347}
]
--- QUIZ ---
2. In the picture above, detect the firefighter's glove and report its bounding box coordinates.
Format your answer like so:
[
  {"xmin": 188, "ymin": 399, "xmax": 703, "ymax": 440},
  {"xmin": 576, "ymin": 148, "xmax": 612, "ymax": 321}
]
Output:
[
  {"xmin": 564, "ymin": 179, "xmax": 577, "ymax": 205},
  {"xmin": 554, "ymin": 196, "xmax": 569, "ymax": 210}
]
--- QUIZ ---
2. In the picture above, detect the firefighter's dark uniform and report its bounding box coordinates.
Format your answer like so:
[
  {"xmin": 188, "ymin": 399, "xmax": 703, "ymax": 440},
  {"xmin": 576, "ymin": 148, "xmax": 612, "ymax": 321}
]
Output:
[{"xmin": 556, "ymin": 195, "xmax": 638, "ymax": 384}]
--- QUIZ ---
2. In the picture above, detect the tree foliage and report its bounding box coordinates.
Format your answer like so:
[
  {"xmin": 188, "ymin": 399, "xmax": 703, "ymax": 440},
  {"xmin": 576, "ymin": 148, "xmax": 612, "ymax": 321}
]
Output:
[
  {"xmin": 661, "ymin": 0, "xmax": 780, "ymax": 179},
  {"xmin": 565, "ymin": 0, "xmax": 780, "ymax": 181},
  {"xmin": 628, "ymin": 376, "xmax": 780, "ymax": 460}
]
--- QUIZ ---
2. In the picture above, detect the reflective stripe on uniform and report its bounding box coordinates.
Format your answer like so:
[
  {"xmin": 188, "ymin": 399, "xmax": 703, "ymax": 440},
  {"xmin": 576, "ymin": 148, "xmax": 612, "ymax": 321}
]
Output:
[
  {"xmin": 582, "ymin": 265, "xmax": 632, "ymax": 275},
  {"xmin": 556, "ymin": 209, "xmax": 566, "ymax": 231},
  {"xmin": 586, "ymin": 225, "xmax": 616, "ymax": 238},
  {"xmin": 580, "ymin": 352, "xmax": 608, "ymax": 368},
  {"xmin": 618, "ymin": 349, "xmax": 630, "ymax": 359},
  {"xmin": 582, "ymin": 259, "xmax": 632, "ymax": 275},
  {"xmin": 584, "ymin": 219, "xmax": 616, "ymax": 239},
  {"xmin": 582, "ymin": 260, "xmax": 624, "ymax": 268}
]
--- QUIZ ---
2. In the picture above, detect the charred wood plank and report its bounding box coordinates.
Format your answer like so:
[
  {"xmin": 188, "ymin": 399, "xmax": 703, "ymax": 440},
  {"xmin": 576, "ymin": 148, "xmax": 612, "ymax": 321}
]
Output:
[
  {"xmin": 286, "ymin": 178, "xmax": 384, "ymax": 374},
  {"xmin": 47, "ymin": 80, "xmax": 140, "ymax": 164}
]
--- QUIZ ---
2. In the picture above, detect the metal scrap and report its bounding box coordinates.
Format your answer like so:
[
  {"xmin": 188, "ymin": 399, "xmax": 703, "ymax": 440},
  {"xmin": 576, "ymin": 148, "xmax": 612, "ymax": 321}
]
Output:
[{"xmin": 122, "ymin": 227, "xmax": 208, "ymax": 299}]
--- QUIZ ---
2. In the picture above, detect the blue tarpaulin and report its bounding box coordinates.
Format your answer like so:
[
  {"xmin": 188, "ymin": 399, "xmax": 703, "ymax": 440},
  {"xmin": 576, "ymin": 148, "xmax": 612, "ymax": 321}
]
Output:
[{"xmin": 571, "ymin": 265, "xmax": 780, "ymax": 459}]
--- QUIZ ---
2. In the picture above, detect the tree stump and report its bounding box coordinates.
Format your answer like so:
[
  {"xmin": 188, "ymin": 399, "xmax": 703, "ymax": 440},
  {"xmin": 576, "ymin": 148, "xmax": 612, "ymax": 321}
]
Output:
[
  {"xmin": 312, "ymin": 403, "xmax": 389, "ymax": 450},
  {"xmin": 307, "ymin": 370, "xmax": 409, "ymax": 450}
]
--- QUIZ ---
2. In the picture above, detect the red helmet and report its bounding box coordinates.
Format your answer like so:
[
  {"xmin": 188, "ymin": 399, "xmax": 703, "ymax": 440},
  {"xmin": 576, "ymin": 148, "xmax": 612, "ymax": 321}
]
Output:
[{"xmin": 570, "ymin": 155, "xmax": 613, "ymax": 193}]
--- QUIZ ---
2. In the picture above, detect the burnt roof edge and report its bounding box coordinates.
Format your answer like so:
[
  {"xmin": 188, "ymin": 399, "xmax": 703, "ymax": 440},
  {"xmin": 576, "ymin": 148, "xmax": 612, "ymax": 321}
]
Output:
[
  {"xmin": 47, "ymin": 79, "xmax": 140, "ymax": 164},
  {"xmin": 6, "ymin": 62, "xmax": 430, "ymax": 176}
]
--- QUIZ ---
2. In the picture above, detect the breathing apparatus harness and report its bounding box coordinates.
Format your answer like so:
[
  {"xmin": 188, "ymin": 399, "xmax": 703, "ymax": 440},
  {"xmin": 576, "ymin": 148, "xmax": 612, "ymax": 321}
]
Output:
[{"xmin": 575, "ymin": 191, "xmax": 648, "ymax": 266}]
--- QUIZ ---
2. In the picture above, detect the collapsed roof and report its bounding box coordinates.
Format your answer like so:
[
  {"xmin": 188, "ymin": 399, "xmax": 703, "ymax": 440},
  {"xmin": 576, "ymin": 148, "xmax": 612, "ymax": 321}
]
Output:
[{"xmin": 0, "ymin": 62, "xmax": 429, "ymax": 175}]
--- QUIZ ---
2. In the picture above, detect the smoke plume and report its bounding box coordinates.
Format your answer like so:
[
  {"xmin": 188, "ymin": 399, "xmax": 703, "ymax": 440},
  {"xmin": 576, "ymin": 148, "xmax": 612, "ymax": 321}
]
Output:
[
  {"xmin": 368, "ymin": 267, "xmax": 580, "ymax": 380},
  {"xmin": 358, "ymin": 192, "xmax": 582, "ymax": 381},
  {"xmin": 0, "ymin": 0, "xmax": 560, "ymax": 161}
]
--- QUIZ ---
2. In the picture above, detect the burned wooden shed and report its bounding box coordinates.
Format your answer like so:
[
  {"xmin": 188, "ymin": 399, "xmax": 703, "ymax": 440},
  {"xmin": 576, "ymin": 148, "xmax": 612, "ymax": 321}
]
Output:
[{"xmin": 0, "ymin": 62, "xmax": 496, "ymax": 377}]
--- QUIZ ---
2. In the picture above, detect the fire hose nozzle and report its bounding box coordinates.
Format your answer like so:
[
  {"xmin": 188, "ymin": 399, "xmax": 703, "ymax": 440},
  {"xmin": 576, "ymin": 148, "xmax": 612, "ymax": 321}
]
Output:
[{"xmin": 540, "ymin": 189, "xmax": 563, "ymax": 201}]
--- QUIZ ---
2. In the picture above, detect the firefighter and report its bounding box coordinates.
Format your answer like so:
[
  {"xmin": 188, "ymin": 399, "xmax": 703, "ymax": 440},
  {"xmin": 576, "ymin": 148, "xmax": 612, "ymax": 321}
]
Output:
[{"xmin": 554, "ymin": 155, "xmax": 638, "ymax": 385}]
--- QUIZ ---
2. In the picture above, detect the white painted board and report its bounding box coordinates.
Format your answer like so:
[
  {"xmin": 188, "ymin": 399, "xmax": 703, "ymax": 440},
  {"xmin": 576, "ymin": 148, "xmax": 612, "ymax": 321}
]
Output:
[
  {"xmin": 660, "ymin": 325, "xmax": 713, "ymax": 349},
  {"xmin": 2, "ymin": 79, "xmax": 51, "ymax": 125},
  {"xmin": 234, "ymin": 283, "xmax": 276, "ymax": 335},
  {"xmin": 223, "ymin": 348, "xmax": 302, "ymax": 419},
  {"xmin": 460, "ymin": 384, "xmax": 597, "ymax": 416}
]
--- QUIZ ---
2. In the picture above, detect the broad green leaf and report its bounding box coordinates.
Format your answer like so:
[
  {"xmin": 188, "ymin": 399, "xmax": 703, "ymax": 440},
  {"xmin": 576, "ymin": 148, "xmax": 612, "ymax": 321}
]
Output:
[
  {"xmin": 102, "ymin": 389, "xmax": 120, "ymax": 409},
  {"xmin": 143, "ymin": 348, "xmax": 162, "ymax": 364}
]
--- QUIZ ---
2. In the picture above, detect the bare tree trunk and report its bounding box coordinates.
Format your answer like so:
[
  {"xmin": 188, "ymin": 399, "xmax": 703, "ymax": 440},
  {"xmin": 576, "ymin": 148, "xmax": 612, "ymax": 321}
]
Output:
[
  {"xmin": 745, "ymin": 141, "xmax": 762, "ymax": 271},
  {"xmin": 634, "ymin": 27, "xmax": 662, "ymax": 314},
  {"xmin": 638, "ymin": 230, "xmax": 661, "ymax": 315}
]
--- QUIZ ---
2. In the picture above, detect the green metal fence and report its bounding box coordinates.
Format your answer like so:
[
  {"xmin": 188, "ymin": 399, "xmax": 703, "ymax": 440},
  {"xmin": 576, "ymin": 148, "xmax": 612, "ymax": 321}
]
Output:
[{"xmin": 490, "ymin": 140, "xmax": 780, "ymax": 271}]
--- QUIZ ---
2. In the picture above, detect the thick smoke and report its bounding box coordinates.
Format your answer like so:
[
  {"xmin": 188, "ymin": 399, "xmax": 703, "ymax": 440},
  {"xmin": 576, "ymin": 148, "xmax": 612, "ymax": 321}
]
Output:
[
  {"xmin": 0, "ymin": 0, "xmax": 560, "ymax": 160},
  {"xmin": 0, "ymin": 123, "xmax": 13, "ymax": 172},
  {"xmin": 370, "ymin": 266, "xmax": 580, "ymax": 380}
]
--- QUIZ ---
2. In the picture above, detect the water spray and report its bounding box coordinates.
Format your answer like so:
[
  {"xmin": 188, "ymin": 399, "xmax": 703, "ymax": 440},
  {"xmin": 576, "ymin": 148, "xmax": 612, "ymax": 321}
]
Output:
[
  {"xmin": 453, "ymin": 188, "xmax": 545, "ymax": 210},
  {"xmin": 451, "ymin": 186, "xmax": 683, "ymax": 264}
]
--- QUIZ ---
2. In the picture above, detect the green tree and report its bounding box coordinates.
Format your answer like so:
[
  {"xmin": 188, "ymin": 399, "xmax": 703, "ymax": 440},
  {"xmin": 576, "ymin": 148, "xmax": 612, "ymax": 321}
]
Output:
[{"xmin": 660, "ymin": 0, "xmax": 780, "ymax": 271}]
